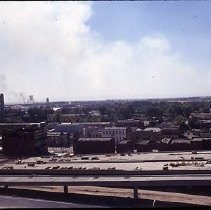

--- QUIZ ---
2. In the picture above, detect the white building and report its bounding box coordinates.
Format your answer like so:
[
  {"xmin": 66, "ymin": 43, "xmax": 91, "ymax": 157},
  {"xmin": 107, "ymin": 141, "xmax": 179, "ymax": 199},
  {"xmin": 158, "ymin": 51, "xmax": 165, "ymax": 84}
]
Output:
[{"xmin": 101, "ymin": 126, "xmax": 126, "ymax": 144}]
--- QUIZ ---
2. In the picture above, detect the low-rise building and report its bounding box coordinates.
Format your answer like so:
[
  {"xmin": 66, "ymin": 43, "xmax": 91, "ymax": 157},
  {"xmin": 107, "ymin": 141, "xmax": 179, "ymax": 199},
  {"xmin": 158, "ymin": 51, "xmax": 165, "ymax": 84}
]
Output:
[
  {"xmin": 116, "ymin": 140, "xmax": 133, "ymax": 153},
  {"xmin": 73, "ymin": 137, "xmax": 115, "ymax": 155},
  {"xmin": 200, "ymin": 120, "xmax": 211, "ymax": 132},
  {"xmin": 101, "ymin": 126, "xmax": 126, "ymax": 144},
  {"xmin": 157, "ymin": 138, "xmax": 172, "ymax": 151},
  {"xmin": 0, "ymin": 122, "xmax": 46, "ymax": 135},
  {"xmin": 135, "ymin": 140, "xmax": 154, "ymax": 152},
  {"xmin": 82, "ymin": 126, "xmax": 102, "ymax": 138},
  {"xmin": 161, "ymin": 126, "xmax": 180, "ymax": 139},
  {"xmin": 202, "ymin": 138, "xmax": 211, "ymax": 150},
  {"xmin": 2, "ymin": 127, "xmax": 48, "ymax": 156},
  {"xmin": 190, "ymin": 138, "xmax": 203, "ymax": 150},
  {"xmin": 168, "ymin": 139, "xmax": 191, "ymax": 151},
  {"xmin": 132, "ymin": 127, "xmax": 162, "ymax": 142},
  {"xmin": 54, "ymin": 123, "xmax": 83, "ymax": 137},
  {"xmin": 191, "ymin": 112, "xmax": 211, "ymax": 120},
  {"xmin": 47, "ymin": 131, "xmax": 69, "ymax": 147}
]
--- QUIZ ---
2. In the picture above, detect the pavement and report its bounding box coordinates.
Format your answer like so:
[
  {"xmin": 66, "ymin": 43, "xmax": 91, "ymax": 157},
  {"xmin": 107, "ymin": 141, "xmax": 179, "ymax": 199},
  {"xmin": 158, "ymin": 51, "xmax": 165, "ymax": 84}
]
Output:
[
  {"xmin": 2, "ymin": 150, "xmax": 211, "ymax": 171},
  {"xmin": 0, "ymin": 195, "xmax": 108, "ymax": 208}
]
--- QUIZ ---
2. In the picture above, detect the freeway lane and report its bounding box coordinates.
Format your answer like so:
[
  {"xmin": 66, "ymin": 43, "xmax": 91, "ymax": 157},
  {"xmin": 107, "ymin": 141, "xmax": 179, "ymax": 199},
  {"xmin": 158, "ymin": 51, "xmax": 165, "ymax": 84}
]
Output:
[
  {"xmin": 0, "ymin": 174, "xmax": 211, "ymax": 187},
  {"xmin": 0, "ymin": 195, "xmax": 107, "ymax": 208}
]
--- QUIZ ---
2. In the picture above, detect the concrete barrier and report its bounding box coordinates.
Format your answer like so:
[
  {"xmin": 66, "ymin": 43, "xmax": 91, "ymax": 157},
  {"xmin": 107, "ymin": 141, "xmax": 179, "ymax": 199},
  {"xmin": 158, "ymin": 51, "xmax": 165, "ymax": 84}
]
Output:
[{"xmin": 0, "ymin": 169, "xmax": 210, "ymax": 176}]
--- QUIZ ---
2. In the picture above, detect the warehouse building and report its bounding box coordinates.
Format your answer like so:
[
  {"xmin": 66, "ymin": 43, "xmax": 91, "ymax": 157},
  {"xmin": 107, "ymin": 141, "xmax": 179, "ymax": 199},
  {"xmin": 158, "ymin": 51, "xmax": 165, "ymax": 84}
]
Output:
[{"xmin": 73, "ymin": 137, "xmax": 115, "ymax": 155}]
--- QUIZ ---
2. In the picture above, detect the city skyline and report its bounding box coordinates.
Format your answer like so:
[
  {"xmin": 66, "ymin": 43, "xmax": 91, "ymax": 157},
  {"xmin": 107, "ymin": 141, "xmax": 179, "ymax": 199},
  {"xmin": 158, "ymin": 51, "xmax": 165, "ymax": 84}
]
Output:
[{"xmin": 0, "ymin": 1, "xmax": 211, "ymax": 103}]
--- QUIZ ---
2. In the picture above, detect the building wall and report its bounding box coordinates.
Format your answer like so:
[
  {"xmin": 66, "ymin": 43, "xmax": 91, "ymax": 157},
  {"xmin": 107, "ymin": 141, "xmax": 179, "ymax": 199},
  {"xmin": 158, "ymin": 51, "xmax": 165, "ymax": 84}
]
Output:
[
  {"xmin": 203, "ymin": 139, "xmax": 211, "ymax": 150},
  {"xmin": 101, "ymin": 127, "xmax": 126, "ymax": 144},
  {"xmin": 73, "ymin": 138, "xmax": 115, "ymax": 155},
  {"xmin": 2, "ymin": 128, "xmax": 47, "ymax": 156},
  {"xmin": 190, "ymin": 140, "xmax": 203, "ymax": 150},
  {"xmin": 168, "ymin": 140, "xmax": 190, "ymax": 151},
  {"xmin": 54, "ymin": 123, "xmax": 83, "ymax": 137},
  {"xmin": 54, "ymin": 122, "xmax": 111, "ymax": 138},
  {"xmin": 47, "ymin": 131, "xmax": 68, "ymax": 147},
  {"xmin": 161, "ymin": 127, "xmax": 180, "ymax": 139},
  {"xmin": 83, "ymin": 127, "xmax": 102, "ymax": 138},
  {"xmin": 134, "ymin": 129, "xmax": 162, "ymax": 142},
  {"xmin": 136, "ymin": 143, "xmax": 152, "ymax": 152},
  {"xmin": 116, "ymin": 140, "xmax": 133, "ymax": 153}
]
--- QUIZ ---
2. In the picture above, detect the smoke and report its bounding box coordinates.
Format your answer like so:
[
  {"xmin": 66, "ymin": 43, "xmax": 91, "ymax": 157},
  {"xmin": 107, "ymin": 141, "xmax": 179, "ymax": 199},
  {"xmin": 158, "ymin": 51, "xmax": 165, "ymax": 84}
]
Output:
[
  {"xmin": 19, "ymin": 92, "xmax": 27, "ymax": 104},
  {"xmin": 0, "ymin": 74, "xmax": 29, "ymax": 104}
]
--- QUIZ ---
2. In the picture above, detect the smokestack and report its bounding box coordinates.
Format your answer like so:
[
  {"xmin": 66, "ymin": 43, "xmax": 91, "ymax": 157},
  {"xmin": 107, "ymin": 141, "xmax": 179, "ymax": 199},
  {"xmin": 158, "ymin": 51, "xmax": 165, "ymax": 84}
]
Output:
[
  {"xmin": 46, "ymin": 98, "xmax": 50, "ymax": 122},
  {"xmin": 0, "ymin": 93, "xmax": 4, "ymax": 117},
  {"xmin": 46, "ymin": 98, "xmax": 50, "ymax": 107}
]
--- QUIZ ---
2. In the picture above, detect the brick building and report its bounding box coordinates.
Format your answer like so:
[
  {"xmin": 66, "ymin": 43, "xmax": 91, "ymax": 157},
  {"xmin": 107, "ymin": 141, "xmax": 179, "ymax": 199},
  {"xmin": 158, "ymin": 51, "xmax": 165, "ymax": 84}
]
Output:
[
  {"xmin": 132, "ymin": 127, "xmax": 162, "ymax": 142},
  {"xmin": 190, "ymin": 138, "xmax": 203, "ymax": 150},
  {"xmin": 135, "ymin": 140, "xmax": 154, "ymax": 152},
  {"xmin": 200, "ymin": 120, "xmax": 211, "ymax": 132},
  {"xmin": 202, "ymin": 138, "xmax": 211, "ymax": 150},
  {"xmin": 116, "ymin": 140, "xmax": 133, "ymax": 153},
  {"xmin": 161, "ymin": 126, "xmax": 180, "ymax": 139},
  {"xmin": 73, "ymin": 137, "xmax": 115, "ymax": 155},
  {"xmin": 2, "ymin": 127, "xmax": 48, "ymax": 156},
  {"xmin": 157, "ymin": 138, "xmax": 172, "ymax": 151},
  {"xmin": 168, "ymin": 139, "xmax": 191, "ymax": 151},
  {"xmin": 0, "ymin": 122, "xmax": 46, "ymax": 135}
]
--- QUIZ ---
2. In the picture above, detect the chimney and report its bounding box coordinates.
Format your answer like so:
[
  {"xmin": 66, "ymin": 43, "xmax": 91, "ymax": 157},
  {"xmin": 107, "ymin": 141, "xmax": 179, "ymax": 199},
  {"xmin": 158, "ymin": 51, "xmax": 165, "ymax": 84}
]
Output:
[{"xmin": 0, "ymin": 93, "xmax": 4, "ymax": 117}]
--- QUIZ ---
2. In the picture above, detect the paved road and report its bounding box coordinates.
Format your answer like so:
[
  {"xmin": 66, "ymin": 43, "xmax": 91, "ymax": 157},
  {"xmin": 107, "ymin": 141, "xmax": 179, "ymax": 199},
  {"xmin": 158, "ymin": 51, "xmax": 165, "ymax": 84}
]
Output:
[
  {"xmin": 0, "ymin": 174, "xmax": 211, "ymax": 187},
  {"xmin": 0, "ymin": 195, "xmax": 107, "ymax": 208}
]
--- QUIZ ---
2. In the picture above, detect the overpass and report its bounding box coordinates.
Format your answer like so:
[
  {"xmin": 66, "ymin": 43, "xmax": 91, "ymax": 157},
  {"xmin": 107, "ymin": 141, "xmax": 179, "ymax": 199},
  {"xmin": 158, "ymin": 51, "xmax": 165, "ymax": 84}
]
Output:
[{"xmin": 1, "ymin": 173, "xmax": 211, "ymax": 199}]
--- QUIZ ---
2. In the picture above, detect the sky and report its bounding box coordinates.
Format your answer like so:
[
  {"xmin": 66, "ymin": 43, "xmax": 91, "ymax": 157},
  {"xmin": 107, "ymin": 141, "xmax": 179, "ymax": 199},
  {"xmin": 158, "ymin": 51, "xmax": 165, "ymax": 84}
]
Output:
[{"xmin": 0, "ymin": 1, "xmax": 211, "ymax": 104}]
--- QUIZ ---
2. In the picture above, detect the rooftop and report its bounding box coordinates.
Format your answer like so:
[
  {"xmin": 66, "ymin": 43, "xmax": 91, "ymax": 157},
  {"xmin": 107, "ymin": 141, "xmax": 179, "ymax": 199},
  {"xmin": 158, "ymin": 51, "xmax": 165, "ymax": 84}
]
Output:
[
  {"xmin": 143, "ymin": 127, "xmax": 162, "ymax": 132},
  {"xmin": 78, "ymin": 138, "xmax": 113, "ymax": 142},
  {"xmin": 137, "ymin": 140, "xmax": 150, "ymax": 145},
  {"xmin": 118, "ymin": 140, "xmax": 131, "ymax": 145},
  {"xmin": 171, "ymin": 139, "xmax": 191, "ymax": 144},
  {"xmin": 104, "ymin": 127, "xmax": 126, "ymax": 130},
  {"xmin": 160, "ymin": 138, "xmax": 171, "ymax": 144}
]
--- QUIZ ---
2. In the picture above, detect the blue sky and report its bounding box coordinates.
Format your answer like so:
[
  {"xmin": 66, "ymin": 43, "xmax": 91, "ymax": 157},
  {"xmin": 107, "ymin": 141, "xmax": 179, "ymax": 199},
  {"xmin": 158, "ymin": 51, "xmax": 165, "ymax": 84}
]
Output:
[
  {"xmin": 0, "ymin": 1, "xmax": 211, "ymax": 103},
  {"xmin": 89, "ymin": 1, "xmax": 211, "ymax": 71}
]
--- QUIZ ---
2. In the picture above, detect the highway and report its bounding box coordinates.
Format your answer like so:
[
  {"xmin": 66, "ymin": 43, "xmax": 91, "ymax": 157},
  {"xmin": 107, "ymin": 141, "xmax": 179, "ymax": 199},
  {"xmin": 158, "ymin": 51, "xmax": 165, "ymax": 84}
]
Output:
[
  {"xmin": 0, "ymin": 174, "xmax": 211, "ymax": 188},
  {"xmin": 1, "ymin": 168, "xmax": 211, "ymax": 176},
  {"xmin": 0, "ymin": 195, "xmax": 107, "ymax": 208}
]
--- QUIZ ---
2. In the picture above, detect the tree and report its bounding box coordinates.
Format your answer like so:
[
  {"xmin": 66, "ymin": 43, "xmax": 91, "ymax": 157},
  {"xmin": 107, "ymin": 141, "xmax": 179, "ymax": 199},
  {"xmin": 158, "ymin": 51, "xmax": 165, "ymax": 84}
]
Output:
[{"xmin": 117, "ymin": 104, "xmax": 134, "ymax": 120}]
